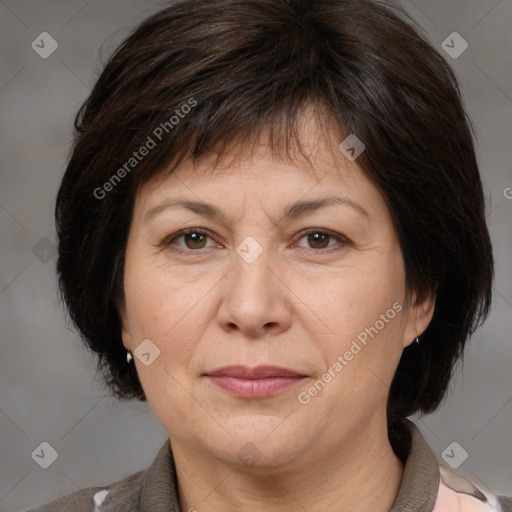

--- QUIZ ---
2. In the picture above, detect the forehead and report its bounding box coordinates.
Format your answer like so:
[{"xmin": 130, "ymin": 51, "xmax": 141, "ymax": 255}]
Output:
[{"xmin": 139, "ymin": 109, "xmax": 368, "ymax": 196}]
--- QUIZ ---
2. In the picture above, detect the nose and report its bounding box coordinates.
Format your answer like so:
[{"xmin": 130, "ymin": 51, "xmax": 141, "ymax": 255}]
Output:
[{"xmin": 217, "ymin": 246, "xmax": 293, "ymax": 338}]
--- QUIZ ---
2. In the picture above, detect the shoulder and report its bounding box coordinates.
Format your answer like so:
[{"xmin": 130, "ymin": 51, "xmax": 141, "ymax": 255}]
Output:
[
  {"xmin": 434, "ymin": 465, "xmax": 512, "ymax": 512},
  {"xmin": 392, "ymin": 419, "xmax": 511, "ymax": 512},
  {"xmin": 26, "ymin": 469, "xmax": 144, "ymax": 512},
  {"xmin": 25, "ymin": 440, "xmax": 176, "ymax": 512}
]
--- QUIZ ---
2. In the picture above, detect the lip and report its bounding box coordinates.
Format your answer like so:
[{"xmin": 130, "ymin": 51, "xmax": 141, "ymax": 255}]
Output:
[
  {"xmin": 205, "ymin": 365, "xmax": 308, "ymax": 398},
  {"xmin": 206, "ymin": 365, "xmax": 307, "ymax": 379}
]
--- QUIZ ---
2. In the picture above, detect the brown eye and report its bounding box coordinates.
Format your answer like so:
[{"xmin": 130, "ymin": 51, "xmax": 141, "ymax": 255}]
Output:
[
  {"xmin": 183, "ymin": 232, "xmax": 208, "ymax": 249},
  {"xmin": 307, "ymin": 232, "xmax": 330, "ymax": 249},
  {"xmin": 294, "ymin": 229, "xmax": 347, "ymax": 252},
  {"xmin": 164, "ymin": 229, "xmax": 216, "ymax": 252}
]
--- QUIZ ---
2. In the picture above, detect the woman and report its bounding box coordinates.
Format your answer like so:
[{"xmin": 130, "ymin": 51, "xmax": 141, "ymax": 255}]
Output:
[{"xmin": 29, "ymin": 0, "xmax": 510, "ymax": 511}]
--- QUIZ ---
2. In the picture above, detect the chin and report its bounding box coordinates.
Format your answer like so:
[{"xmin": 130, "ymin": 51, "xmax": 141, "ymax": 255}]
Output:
[{"xmin": 210, "ymin": 415, "xmax": 310, "ymax": 468}]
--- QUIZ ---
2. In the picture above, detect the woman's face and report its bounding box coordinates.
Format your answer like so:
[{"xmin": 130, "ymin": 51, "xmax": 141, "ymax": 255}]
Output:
[{"xmin": 120, "ymin": 123, "xmax": 434, "ymax": 470}]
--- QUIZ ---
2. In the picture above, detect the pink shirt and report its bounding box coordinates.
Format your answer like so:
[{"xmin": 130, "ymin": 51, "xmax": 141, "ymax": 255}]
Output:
[{"xmin": 433, "ymin": 466, "xmax": 510, "ymax": 512}]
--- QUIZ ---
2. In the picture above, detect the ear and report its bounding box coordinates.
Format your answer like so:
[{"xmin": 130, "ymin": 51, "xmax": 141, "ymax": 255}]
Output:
[
  {"xmin": 117, "ymin": 299, "xmax": 133, "ymax": 351},
  {"xmin": 403, "ymin": 288, "xmax": 436, "ymax": 348}
]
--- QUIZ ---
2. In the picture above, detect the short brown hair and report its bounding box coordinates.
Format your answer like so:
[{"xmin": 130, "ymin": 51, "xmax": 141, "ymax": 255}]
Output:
[{"xmin": 56, "ymin": 0, "xmax": 493, "ymax": 429}]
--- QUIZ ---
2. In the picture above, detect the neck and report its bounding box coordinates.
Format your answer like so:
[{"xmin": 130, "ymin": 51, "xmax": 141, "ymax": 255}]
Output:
[{"xmin": 171, "ymin": 415, "xmax": 404, "ymax": 512}]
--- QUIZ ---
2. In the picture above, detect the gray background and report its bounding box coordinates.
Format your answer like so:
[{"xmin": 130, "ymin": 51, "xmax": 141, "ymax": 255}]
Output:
[{"xmin": 0, "ymin": 1, "xmax": 511, "ymax": 510}]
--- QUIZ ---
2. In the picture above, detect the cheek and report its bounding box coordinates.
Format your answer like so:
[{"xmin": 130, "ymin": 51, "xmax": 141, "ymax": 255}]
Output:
[
  {"xmin": 122, "ymin": 262, "xmax": 223, "ymax": 416},
  {"xmin": 123, "ymin": 267, "xmax": 211, "ymax": 424},
  {"xmin": 298, "ymin": 261, "xmax": 405, "ymax": 338},
  {"xmin": 293, "ymin": 257, "xmax": 407, "ymax": 399},
  {"xmin": 124, "ymin": 260, "xmax": 216, "ymax": 341}
]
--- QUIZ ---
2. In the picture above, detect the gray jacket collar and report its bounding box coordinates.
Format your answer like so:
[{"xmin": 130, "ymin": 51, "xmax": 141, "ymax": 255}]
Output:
[{"xmin": 389, "ymin": 419, "xmax": 440, "ymax": 512}]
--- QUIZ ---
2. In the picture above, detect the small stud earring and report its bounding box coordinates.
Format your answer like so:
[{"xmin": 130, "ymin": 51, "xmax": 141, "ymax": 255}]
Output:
[
  {"xmin": 414, "ymin": 328, "xmax": 420, "ymax": 344},
  {"xmin": 126, "ymin": 351, "xmax": 133, "ymax": 363}
]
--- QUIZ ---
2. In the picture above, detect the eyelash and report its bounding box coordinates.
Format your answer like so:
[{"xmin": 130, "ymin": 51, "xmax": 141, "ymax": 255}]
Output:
[{"xmin": 161, "ymin": 228, "xmax": 349, "ymax": 254}]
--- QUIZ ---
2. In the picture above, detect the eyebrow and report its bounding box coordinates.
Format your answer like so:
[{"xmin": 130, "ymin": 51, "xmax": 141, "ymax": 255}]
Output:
[{"xmin": 144, "ymin": 196, "xmax": 371, "ymax": 224}]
